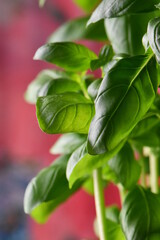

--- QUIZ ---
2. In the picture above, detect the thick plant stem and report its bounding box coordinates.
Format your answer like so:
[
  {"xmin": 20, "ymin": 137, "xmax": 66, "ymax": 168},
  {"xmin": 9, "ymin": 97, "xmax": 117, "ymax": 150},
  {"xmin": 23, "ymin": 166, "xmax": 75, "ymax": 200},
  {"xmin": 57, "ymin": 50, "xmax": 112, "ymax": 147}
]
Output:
[
  {"xmin": 149, "ymin": 152, "xmax": 159, "ymax": 194},
  {"xmin": 118, "ymin": 184, "xmax": 126, "ymax": 205},
  {"xmin": 93, "ymin": 168, "xmax": 107, "ymax": 240}
]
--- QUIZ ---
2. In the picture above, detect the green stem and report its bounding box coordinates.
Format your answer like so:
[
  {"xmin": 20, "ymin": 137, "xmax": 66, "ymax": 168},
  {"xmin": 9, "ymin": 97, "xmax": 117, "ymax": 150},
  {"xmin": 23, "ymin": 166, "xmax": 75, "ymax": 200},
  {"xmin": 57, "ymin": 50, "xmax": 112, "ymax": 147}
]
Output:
[
  {"xmin": 93, "ymin": 169, "xmax": 107, "ymax": 240},
  {"xmin": 149, "ymin": 152, "xmax": 159, "ymax": 194},
  {"xmin": 118, "ymin": 184, "xmax": 126, "ymax": 205},
  {"xmin": 76, "ymin": 75, "xmax": 90, "ymax": 99}
]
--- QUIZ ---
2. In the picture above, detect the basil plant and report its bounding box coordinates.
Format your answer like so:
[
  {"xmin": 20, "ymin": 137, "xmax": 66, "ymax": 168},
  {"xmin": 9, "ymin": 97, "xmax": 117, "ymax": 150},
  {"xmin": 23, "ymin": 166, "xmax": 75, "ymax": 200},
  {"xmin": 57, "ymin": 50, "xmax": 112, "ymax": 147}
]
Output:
[{"xmin": 24, "ymin": 0, "xmax": 160, "ymax": 239}]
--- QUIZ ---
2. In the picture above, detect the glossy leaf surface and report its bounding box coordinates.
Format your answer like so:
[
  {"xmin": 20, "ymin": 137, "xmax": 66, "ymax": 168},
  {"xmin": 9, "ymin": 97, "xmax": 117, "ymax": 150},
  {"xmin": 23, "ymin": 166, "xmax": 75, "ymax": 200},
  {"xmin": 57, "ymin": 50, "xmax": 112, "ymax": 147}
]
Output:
[
  {"xmin": 24, "ymin": 155, "xmax": 81, "ymax": 217},
  {"xmin": 130, "ymin": 111, "xmax": 160, "ymax": 147},
  {"xmin": 106, "ymin": 206, "xmax": 120, "ymax": 223},
  {"xmin": 130, "ymin": 126, "xmax": 160, "ymax": 148},
  {"xmin": 50, "ymin": 133, "xmax": 87, "ymax": 155},
  {"xmin": 36, "ymin": 93, "xmax": 94, "ymax": 134},
  {"xmin": 88, "ymin": 0, "xmax": 159, "ymax": 25},
  {"xmin": 48, "ymin": 17, "xmax": 107, "ymax": 42},
  {"xmin": 148, "ymin": 17, "xmax": 160, "ymax": 63},
  {"xmin": 156, "ymin": 3, "xmax": 160, "ymax": 9},
  {"xmin": 108, "ymin": 143, "xmax": 141, "ymax": 189},
  {"xmin": 34, "ymin": 42, "xmax": 97, "ymax": 72},
  {"xmin": 82, "ymin": 178, "xmax": 94, "ymax": 195},
  {"xmin": 121, "ymin": 186, "xmax": 160, "ymax": 240},
  {"xmin": 25, "ymin": 70, "xmax": 81, "ymax": 104},
  {"xmin": 88, "ymin": 53, "xmax": 157, "ymax": 155},
  {"xmin": 105, "ymin": 11, "xmax": 160, "ymax": 56},
  {"xmin": 130, "ymin": 112, "xmax": 160, "ymax": 139},
  {"xmin": 67, "ymin": 140, "xmax": 125, "ymax": 187}
]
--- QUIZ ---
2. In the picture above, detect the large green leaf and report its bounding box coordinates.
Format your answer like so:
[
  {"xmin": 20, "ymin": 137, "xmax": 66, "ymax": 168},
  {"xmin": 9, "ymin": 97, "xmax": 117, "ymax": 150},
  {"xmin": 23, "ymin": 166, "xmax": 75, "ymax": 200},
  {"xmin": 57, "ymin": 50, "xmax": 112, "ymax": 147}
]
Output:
[
  {"xmin": 120, "ymin": 186, "xmax": 160, "ymax": 240},
  {"xmin": 130, "ymin": 111, "xmax": 160, "ymax": 139},
  {"xmin": 94, "ymin": 218, "xmax": 125, "ymax": 240},
  {"xmin": 25, "ymin": 70, "xmax": 81, "ymax": 104},
  {"xmin": 130, "ymin": 126, "xmax": 160, "ymax": 148},
  {"xmin": 48, "ymin": 17, "xmax": 107, "ymax": 42},
  {"xmin": 34, "ymin": 42, "xmax": 97, "ymax": 72},
  {"xmin": 148, "ymin": 17, "xmax": 160, "ymax": 63},
  {"xmin": 87, "ymin": 52, "xmax": 158, "ymax": 155},
  {"xmin": 105, "ymin": 11, "xmax": 160, "ymax": 56},
  {"xmin": 73, "ymin": 0, "xmax": 100, "ymax": 13},
  {"xmin": 36, "ymin": 93, "xmax": 94, "ymax": 134},
  {"xmin": 87, "ymin": 0, "xmax": 159, "ymax": 25},
  {"xmin": 129, "ymin": 111, "xmax": 160, "ymax": 148},
  {"xmin": 24, "ymin": 155, "xmax": 82, "ymax": 219},
  {"xmin": 108, "ymin": 143, "xmax": 141, "ymax": 189},
  {"xmin": 50, "ymin": 133, "xmax": 87, "ymax": 155},
  {"xmin": 67, "ymin": 140, "xmax": 125, "ymax": 188},
  {"xmin": 106, "ymin": 205, "xmax": 120, "ymax": 224}
]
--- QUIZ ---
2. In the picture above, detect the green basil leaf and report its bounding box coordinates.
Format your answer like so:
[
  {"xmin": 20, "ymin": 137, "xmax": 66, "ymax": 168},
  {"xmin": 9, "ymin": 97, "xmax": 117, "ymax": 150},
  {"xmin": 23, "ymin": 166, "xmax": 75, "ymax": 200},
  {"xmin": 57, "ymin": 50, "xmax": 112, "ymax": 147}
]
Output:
[
  {"xmin": 106, "ymin": 206, "xmax": 120, "ymax": 224},
  {"xmin": 102, "ymin": 164, "xmax": 118, "ymax": 183},
  {"xmin": 67, "ymin": 140, "xmax": 125, "ymax": 188},
  {"xmin": 82, "ymin": 178, "xmax": 94, "ymax": 195},
  {"xmin": 148, "ymin": 17, "xmax": 160, "ymax": 63},
  {"xmin": 90, "ymin": 45, "xmax": 113, "ymax": 70},
  {"xmin": 94, "ymin": 218, "xmax": 125, "ymax": 240},
  {"xmin": 73, "ymin": 0, "xmax": 100, "ymax": 13},
  {"xmin": 25, "ymin": 70, "xmax": 81, "ymax": 104},
  {"xmin": 130, "ymin": 111, "xmax": 160, "ymax": 139},
  {"xmin": 156, "ymin": 4, "xmax": 160, "ymax": 10},
  {"xmin": 50, "ymin": 133, "xmax": 87, "ymax": 155},
  {"xmin": 105, "ymin": 11, "xmax": 160, "ymax": 56},
  {"xmin": 88, "ymin": 53, "xmax": 157, "ymax": 155},
  {"xmin": 87, "ymin": 78, "xmax": 102, "ymax": 100},
  {"xmin": 88, "ymin": 0, "xmax": 159, "ymax": 25},
  {"xmin": 24, "ymin": 155, "xmax": 81, "ymax": 217},
  {"xmin": 36, "ymin": 93, "xmax": 94, "ymax": 134},
  {"xmin": 48, "ymin": 17, "xmax": 107, "ymax": 42},
  {"xmin": 108, "ymin": 143, "xmax": 141, "ymax": 190},
  {"xmin": 153, "ymin": 94, "xmax": 160, "ymax": 110},
  {"xmin": 106, "ymin": 220, "xmax": 126, "ymax": 240},
  {"xmin": 30, "ymin": 199, "xmax": 65, "ymax": 224},
  {"xmin": 34, "ymin": 42, "xmax": 97, "ymax": 72},
  {"xmin": 120, "ymin": 186, "xmax": 160, "ymax": 240},
  {"xmin": 148, "ymin": 233, "xmax": 160, "ymax": 240},
  {"xmin": 30, "ymin": 179, "xmax": 82, "ymax": 223},
  {"xmin": 130, "ymin": 126, "xmax": 160, "ymax": 148}
]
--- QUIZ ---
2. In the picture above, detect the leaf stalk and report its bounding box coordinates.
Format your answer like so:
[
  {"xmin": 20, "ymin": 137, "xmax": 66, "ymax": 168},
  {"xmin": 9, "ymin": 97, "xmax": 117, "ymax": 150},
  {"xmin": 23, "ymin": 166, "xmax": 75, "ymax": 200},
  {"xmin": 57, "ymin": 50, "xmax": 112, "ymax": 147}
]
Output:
[
  {"xmin": 93, "ymin": 168, "xmax": 107, "ymax": 240},
  {"xmin": 149, "ymin": 151, "xmax": 159, "ymax": 194}
]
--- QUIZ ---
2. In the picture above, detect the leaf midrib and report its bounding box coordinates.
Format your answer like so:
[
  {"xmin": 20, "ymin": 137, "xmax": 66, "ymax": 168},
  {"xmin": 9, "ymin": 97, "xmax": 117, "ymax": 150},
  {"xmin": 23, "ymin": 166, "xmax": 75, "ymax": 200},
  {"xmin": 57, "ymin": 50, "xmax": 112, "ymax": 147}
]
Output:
[{"xmin": 40, "ymin": 98, "xmax": 93, "ymax": 131}]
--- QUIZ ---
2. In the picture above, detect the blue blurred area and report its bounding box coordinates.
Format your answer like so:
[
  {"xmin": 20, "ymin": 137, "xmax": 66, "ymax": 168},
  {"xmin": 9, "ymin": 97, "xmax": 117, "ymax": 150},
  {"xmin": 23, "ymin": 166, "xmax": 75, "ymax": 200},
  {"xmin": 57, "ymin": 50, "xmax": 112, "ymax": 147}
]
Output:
[{"xmin": 0, "ymin": 153, "xmax": 37, "ymax": 240}]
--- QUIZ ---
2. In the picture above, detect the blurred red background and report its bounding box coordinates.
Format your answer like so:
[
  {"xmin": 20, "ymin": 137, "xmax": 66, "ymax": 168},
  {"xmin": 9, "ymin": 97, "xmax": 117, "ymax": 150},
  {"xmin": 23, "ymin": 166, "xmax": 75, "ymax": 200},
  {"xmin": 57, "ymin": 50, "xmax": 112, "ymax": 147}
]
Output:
[{"xmin": 0, "ymin": 0, "xmax": 120, "ymax": 239}]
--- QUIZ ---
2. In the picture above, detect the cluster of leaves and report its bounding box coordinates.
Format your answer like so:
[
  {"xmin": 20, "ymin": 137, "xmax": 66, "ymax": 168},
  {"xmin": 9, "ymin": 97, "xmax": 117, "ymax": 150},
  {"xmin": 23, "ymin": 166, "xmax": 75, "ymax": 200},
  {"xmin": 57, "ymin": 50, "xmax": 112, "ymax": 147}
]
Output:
[{"xmin": 24, "ymin": 0, "xmax": 160, "ymax": 239}]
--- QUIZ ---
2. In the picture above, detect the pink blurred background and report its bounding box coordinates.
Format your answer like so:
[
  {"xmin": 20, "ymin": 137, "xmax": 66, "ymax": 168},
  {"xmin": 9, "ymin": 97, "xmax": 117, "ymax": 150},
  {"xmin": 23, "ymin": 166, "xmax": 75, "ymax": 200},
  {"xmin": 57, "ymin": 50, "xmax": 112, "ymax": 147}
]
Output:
[{"xmin": 0, "ymin": 0, "xmax": 120, "ymax": 239}]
